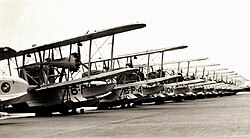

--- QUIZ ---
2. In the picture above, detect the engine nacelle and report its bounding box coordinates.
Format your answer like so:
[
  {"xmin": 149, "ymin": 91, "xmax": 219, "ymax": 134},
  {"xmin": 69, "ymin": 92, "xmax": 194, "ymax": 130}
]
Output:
[{"xmin": 0, "ymin": 76, "xmax": 29, "ymax": 95}]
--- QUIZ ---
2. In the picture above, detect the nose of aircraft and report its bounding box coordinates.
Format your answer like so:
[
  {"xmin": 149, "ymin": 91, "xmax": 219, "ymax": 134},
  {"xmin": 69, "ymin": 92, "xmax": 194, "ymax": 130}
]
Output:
[{"xmin": 0, "ymin": 76, "xmax": 28, "ymax": 94}]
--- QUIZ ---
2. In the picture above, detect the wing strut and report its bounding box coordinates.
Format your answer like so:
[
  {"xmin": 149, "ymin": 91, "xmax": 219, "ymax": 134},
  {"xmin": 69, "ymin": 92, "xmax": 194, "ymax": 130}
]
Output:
[
  {"xmin": 68, "ymin": 44, "xmax": 72, "ymax": 62},
  {"xmin": 213, "ymin": 71, "xmax": 216, "ymax": 80},
  {"xmin": 38, "ymin": 51, "xmax": 43, "ymax": 86},
  {"xmin": 177, "ymin": 62, "xmax": 180, "ymax": 73},
  {"xmin": 15, "ymin": 56, "xmax": 19, "ymax": 76},
  {"xmin": 67, "ymin": 44, "xmax": 72, "ymax": 80},
  {"xmin": 48, "ymin": 49, "xmax": 51, "ymax": 60},
  {"xmin": 88, "ymin": 39, "xmax": 92, "ymax": 77},
  {"xmin": 160, "ymin": 52, "xmax": 164, "ymax": 77},
  {"xmin": 42, "ymin": 50, "xmax": 46, "ymax": 62},
  {"xmin": 186, "ymin": 61, "xmax": 190, "ymax": 78},
  {"xmin": 58, "ymin": 47, "xmax": 63, "ymax": 58},
  {"xmin": 34, "ymin": 53, "xmax": 37, "ymax": 63},
  {"xmin": 7, "ymin": 58, "xmax": 11, "ymax": 76},
  {"xmin": 201, "ymin": 67, "xmax": 205, "ymax": 79},
  {"xmin": 146, "ymin": 54, "xmax": 150, "ymax": 81},
  {"xmin": 194, "ymin": 67, "xmax": 198, "ymax": 78},
  {"xmin": 110, "ymin": 35, "xmax": 115, "ymax": 71}
]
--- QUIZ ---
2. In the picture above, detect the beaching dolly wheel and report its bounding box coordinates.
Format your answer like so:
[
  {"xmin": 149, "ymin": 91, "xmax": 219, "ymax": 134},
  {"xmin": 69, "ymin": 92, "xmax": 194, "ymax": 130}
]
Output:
[
  {"xmin": 0, "ymin": 100, "xmax": 3, "ymax": 112},
  {"xmin": 80, "ymin": 108, "xmax": 85, "ymax": 114},
  {"xmin": 131, "ymin": 103, "xmax": 136, "ymax": 108}
]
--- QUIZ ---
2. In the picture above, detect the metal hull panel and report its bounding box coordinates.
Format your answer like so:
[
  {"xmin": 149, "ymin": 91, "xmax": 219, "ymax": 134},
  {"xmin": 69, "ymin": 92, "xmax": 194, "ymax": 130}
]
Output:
[
  {"xmin": 82, "ymin": 83, "xmax": 115, "ymax": 98},
  {"xmin": 142, "ymin": 85, "xmax": 163, "ymax": 95}
]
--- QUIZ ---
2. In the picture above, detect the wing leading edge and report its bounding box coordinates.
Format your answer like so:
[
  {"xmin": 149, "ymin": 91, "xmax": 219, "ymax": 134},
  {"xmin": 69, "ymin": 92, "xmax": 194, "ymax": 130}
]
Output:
[
  {"xmin": 32, "ymin": 68, "xmax": 138, "ymax": 92},
  {"xmin": 15, "ymin": 23, "xmax": 146, "ymax": 57},
  {"xmin": 114, "ymin": 75, "xmax": 181, "ymax": 89}
]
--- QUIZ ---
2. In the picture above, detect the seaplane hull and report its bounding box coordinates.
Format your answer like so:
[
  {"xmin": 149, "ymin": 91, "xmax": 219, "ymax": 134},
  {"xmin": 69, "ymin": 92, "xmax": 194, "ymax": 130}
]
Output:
[
  {"xmin": 173, "ymin": 86, "xmax": 189, "ymax": 102},
  {"xmin": 140, "ymin": 85, "xmax": 164, "ymax": 104},
  {"xmin": 98, "ymin": 89, "xmax": 127, "ymax": 109},
  {"xmin": 98, "ymin": 88, "xmax": 141, "ymax": 109},
  {"xmin": 204, "ymin": 88, "xmax": 217, "ymax": 98},
  {"xmin": 81, "ymin": 83, "xmax": 116, "ymax": 98},
  {"xmin": 190, "ymin": 87, "xmax": 205, "ymax": 99},
  {"xmin": 4, "ymin": 83, "xmax": 115, "ymax": 115}
]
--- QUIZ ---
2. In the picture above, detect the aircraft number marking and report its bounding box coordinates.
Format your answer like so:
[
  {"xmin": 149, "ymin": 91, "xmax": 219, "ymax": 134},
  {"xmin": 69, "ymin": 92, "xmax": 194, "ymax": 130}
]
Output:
[{"xmin": 70, "ymin": 85, "xmax": 79, "ymax": 95}]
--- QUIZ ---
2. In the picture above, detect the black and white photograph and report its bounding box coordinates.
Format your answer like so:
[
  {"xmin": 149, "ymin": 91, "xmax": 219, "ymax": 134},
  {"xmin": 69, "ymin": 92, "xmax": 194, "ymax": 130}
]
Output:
[{"xmin": 1, "ymin": 0, "xmax": 250, "ymax": 137}]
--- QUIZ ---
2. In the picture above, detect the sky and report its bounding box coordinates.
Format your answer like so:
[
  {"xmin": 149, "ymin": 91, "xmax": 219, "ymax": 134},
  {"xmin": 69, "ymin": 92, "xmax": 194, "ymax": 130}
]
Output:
[{"xmin": 0, "ymin": 0, "xmax": 250, "ymax": 85}]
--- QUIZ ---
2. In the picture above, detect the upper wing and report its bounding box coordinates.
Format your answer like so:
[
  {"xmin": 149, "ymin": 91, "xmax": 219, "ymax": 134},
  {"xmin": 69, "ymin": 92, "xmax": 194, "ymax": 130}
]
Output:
[
  {"xmin": 163, "ymin": 57, "xmax": 208, "ymax": 65},
  {"xmin": 114, "ymin": 75, "xmax": 181, "ymax": 89},
  {"xmin": 115, "ymin": 46, "xmax": 188, "ymax": 59},
  {"xmin": 188, "ymin": 81, "xmax": 217, "ymax": 87},
  {"xmin": 32, "ymin": 68, "xmax": 138, "ymax": 92},
  {"xmin": 82, "ymin": 45, "xmax": 188, "ymax": 64},
  {"xmin": 0, "ymin": 24, "xmax": 145, "ymax": 61},
  {"xmin": 165, "ymin": 63, "xmax": 220, "ymax": 71},
  {"xmin": 15, "ymin": 23, "xmax": 146, "ymax": 57},
  {"xmin": 164, "ymin": 79, "xmax": 205, "ymax": 87},
  {"xmin": 135, "ymin": 57, "xmax": 208, "ymax": 68}
]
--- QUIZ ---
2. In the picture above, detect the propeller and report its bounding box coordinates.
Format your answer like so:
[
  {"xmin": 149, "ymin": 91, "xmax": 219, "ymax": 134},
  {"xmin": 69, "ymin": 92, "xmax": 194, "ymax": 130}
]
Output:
[{"xmin": 69, "ymin": 42, "xmax": 82, "ymax": 72}]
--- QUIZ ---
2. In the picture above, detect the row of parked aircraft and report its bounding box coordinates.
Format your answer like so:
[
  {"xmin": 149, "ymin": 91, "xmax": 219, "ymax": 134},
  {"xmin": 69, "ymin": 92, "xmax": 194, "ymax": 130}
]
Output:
[{"xmin": 0, "ymin": 23, "xmax": 248, "ymax": 116}]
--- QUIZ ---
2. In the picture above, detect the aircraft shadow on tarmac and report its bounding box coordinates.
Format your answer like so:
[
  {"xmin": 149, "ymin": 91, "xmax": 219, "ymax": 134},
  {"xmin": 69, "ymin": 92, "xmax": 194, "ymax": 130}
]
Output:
[{"xmin": 0, "ymin": 122, "xmax": 22, "ymax": 126}]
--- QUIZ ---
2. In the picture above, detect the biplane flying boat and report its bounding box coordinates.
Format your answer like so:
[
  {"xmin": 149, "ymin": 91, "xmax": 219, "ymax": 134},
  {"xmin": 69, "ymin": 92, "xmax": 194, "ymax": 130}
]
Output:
[
  {"xmin": 97, "ymin": 75, "xmax": 180, "ymax": 109},
  {"xmin": 82, "ymin": 45, "xmax": 188, "ymax": 108},
  {"xmin": 0, "ymin": 23, "xmax": 146, "ymax": 116},
  {"xmin": 174, "ymin": 63, "xmax": 221, "ymax": 98},
  {"xmin": 85, "ymin": 46, "xmax": 190, "ymax": 108},
  {"xmin": 165, "ymin": 63, "xmax": 220, "ymax": 79},
  {"xmin": 191, "ymin": 68, "xmax": 232, "ymax": 97},
  {"xmin": 140, "ymin": 57, "xmax": 209, "ymax": 101},
  {"xmin": 171, "ymin": 63, "xmax": 221, "ymax": 99},
  {"xmin": 191, "ymin": 68, "xmax": 229, "ymax": 80},
  {"xmin": 163, "ymin": 79, "xmax": 205, "ymax": 101},
  {"xmin": 188, "ymin": 80, "xmax": 217, "ymax": 98},
  {"xmin": 211, "ymin": 74, "xmax": 245, "ymax": 96},
  {"xmin": 204, "ymin": 82, "xmax": 229, "ymax": 96},
  {"xmin": 135, "ymin": 61, "xmax": 219, "ymax": 100},
  {"xmin": 124, "ymin": 57, "xmax": 211, "ymax": 101},
  {"xmin": 201, "ymin": 70, "xmax": 244, "ymax": 97},
  {"xmin": 82, "ymin": 46, "xmax": 187, "ymax": 105}
]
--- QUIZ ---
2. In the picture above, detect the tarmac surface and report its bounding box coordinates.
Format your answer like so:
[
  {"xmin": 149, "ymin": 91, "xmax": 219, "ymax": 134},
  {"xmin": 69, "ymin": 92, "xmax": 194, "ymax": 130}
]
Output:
[{"xmin": 1, "ymin": 92, "xmax": 250, "ymax": 138}]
